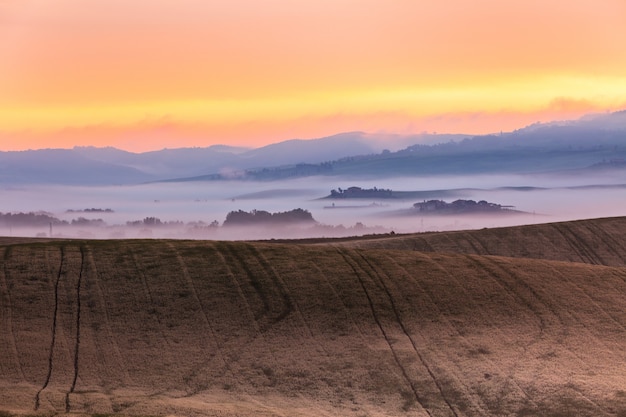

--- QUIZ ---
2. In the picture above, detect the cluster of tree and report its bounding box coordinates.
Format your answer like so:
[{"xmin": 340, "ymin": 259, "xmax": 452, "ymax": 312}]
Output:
[
  {"xmin": 126, "ymin": 217, "xmax": 177, "ymax": 227},
  {"xmin": 71, "ymin": 217, "xmax": 106, "ymax": 226},
  {"xmin": 125, "ymin": 217, "xmax": 220, "ymax": 228},
  {"xmin": 66, "ymin": 208, "xmax": 114, "ymax": 213},
  {"xmin": 0, "ymin": 211, "xmax": 67, "ymax": 227},
  {"xmin": 329, "ymin": 186, "xmax": 393, "ymax": 198},
  {"xmin": 0, "ymin": 212, "xmax": 221, "ymax": 230},
  {"xmin": 413, "ymin": 199, "xmax": 513, "ymax": 214},
  {"xmin": 591, "ymin": 158, "xmax": 626, "ymax": 169},
  {"xmin": 239, "ymin": 162, "xmax": 333, "ymax": 180},
  {"xmin": 223, "ymin": 208, "xmax": 315, "ymax": 226}
]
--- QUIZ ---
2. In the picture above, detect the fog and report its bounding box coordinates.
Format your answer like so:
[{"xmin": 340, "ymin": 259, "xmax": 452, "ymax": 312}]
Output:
[{"xmin": 2, "ymin": 172, "xmax": 626, "ymax": 240}]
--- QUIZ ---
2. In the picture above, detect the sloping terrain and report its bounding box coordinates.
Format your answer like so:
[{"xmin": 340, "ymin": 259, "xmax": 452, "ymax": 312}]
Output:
[
  {"xmin": 1, "ymin": 233, "xmax": 626, "ymax": 416},
  {"xmin": 340, "ymin": 216, "xmax": 626, "ymax": 267}
]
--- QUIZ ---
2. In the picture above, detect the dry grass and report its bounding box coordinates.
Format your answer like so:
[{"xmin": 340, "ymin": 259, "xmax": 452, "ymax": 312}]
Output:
[
  {"xmin": 337, "ymin": 216, "xmax": 626, "ymax": 267},
  {"xmin": 1, "ymin": 217, "xmax": 626, "ymax": 416}
]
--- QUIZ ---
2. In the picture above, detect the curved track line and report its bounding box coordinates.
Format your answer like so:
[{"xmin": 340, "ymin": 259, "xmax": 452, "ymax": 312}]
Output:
[
  {"xmin": 129, "ymin": 249, "xmax": 172, "ymax": 349},
  {"xmin": 299, "ymin": 246, "xmax": 366, "ymax": 340},
  {"xmin": 470, "ymin": 256, "xmax": 594, "ymax": 369},
  {"xmin": 218, "ymin": 242, "xmax": 292, "ymax": 330},
  {"xmin": 224, "ymin": 243, "xmax": 271, "ymax": 322},
  {"xmin": 462, "ymin": 255, "xmax": 548, "ymax": 335},
  {"xmin": 568, "ymin": 384, "xmax": 612, "ymax": 417},
  {"xmin": 355, "ymin": 250, "xmax": 461, "ymax": 417},
  {"xmin": 375, "ymin": 252, "xmax": 499, "ymax": 415},
  {"xmin": 210, "ymin": 242, "xmax": 280, "ymax": 372},
  {"xmin": 585, "ymin": 223, "xmax": 626, "ymax": 265},
  {"xmin": 466, "ymin": 232, "xmax": 492, "ymax": 256},
  {"xmin": 86, "ymin": 248, "xmax": 133, "ymax": 386},
  {"xmin": 461, "ymin": 232, "xmax": 485, "ymax": 255},
  {"xmin": 247, "ymin": 245, "xmax": 293, "ymax": 320},
  {"xmin": 552, "ymin": 262, "xmax": 626, "ymax": 332},
  {"xmin": 65, "ymin": 245, "xmax": 84, "ymax": 412},
  {"xmin": 398, "ymin": 252, "xmax": 538, "ymax": 411},
  {"xmin": 0, "ymin": 246, "xmax": 26, "ymax": 381},
  {"xmin": 336, "ymin": 248, "xmax": 434, "ymax": 417},
  {"xmin": 211, "ymin": 243, "xmax": 264, "ymax": 337},
  {"xmin": 166, "ymin": 242, "xmax": 230, "ymax": 375},
  {"xmin": 552, "ymin": 224, "xmax": 601, "ymax": 265},
  {"xmin": 251, "ymin": 246, "xmax": 330, "ymax": 356},
  {"xmin": 34, "ymin": 245, "xmax": 64, "ymax": 411},
  {"xmin": 418, "ymin": 236, "xmax": 438, "ymax": 253}
]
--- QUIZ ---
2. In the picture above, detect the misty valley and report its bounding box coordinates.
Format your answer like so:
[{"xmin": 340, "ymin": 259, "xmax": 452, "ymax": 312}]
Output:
[
  {"xmin": 2, "ymin": 112, "xmax": 626, "ymax": 240},
  {"xmin": 2, "ymin": 170, "xmax": 626, "ymax": 240}
]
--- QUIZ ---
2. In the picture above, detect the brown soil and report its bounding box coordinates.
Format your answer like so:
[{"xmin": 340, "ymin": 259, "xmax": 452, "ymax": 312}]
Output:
[{"xmin": 1, "ymin": 217, "xmax": 626, "ymax": 416}]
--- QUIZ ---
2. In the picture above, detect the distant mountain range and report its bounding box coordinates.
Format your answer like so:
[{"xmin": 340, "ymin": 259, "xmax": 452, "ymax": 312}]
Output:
[
  {"xmin": 1, "ymin": 111, "xmax": 625, "ymax": 185},
  {"xmin": 0, "ymin": 132, "xmax": 386, "ymax": 185}
]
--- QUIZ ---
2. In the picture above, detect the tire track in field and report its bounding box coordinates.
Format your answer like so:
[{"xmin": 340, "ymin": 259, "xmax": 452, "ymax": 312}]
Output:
[
  {"xmin": 298, "ymin": 246, "xmax": 366, "ymax": 340},
  {"xmin": 469, "ymin": 256, "xmax": 595, "ymax": 368},
  {"xmin": 542, "ymin": 261, "xmax": 626, "ymax": 345},
  {"xmin": 209, "ymin": 242, "xmax": 280, "ymax": 386},
  {"xmin": 166, "ymin": 242, "xmax": 230, "ymax": 374},
  {"xmin": 0, "ymin": 246, "xmax": 26, "ymax": 381},
  {"xmin": 546, "ymin": 265, "xmax": 626, "ymax": 362},
  {"xmin": 354, "ymin": 250, "xmax": 462, "ymax": 417},
  {"xmin": 551, "ymin": 224, "xmax": 602, "ymax": 265},
  {"xmin": 85, "ymin": 247, "xmax": 133, "ymax": 386},
  {"xmin": 463, "ymin": 255, "xmax": 550, "ymax": 336},
  {"xmin": 480, "ymin": 256, "xmax": 564, "ymax": 327},
  {"xmin": 442, "ymin": 233, "xmax": 465, "ymax": 255},
  {"xmin": 567, "ymin": 384, "xmax": 612, "ymax": 417},
  {"xmin": 129, "ymin": 249, "xmax": 171, "ymax": 349},
  {"xmin": 461, "ymin": 232, "xmax": 487, "ymax": 255},
  {"xmin": 584, "ymin": 223, "xmax": 626, "ymax": 265},
  {"xmin": 34, "ymin": 246, "xmax": 64, "ymax": 411},
  {"xmin": 419, "ymin": 236, "xmax": 438, "ymax": 253},
  {"xmin": 218, "ymin": 242, "xmax": 292, "ymax": 330},
  {"xmin": 336, "ymin": 248, "xmax": 435, "ymax": 417},
  {"xmin": 249, "ymin": 246, "xmax": 329, "ymax": 356},
  {"xmin": 247, "ymin": 246, "xmax": 293, "ymax": 317},
  {"xmin": 65, "ymin": 245, "xmax": 85, "ymax": 412},
  {"xmin": 211, "ymin": 242, "xmax": 265, "ymax": 337},
  {"xmin": 222, "ymin": 243, "xmax": 271, "ymax": 322},
  {"xmin": 244, "ymin": 245, "xmax": 293, "ymax": 325},
  {"xmin": 381, "ymin": 252, "xmax": 537, "ymax": 413}
]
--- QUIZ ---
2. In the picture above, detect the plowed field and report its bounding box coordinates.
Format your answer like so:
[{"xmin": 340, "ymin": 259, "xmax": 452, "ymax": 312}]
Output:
[{"xmin": 2, "ymin": 217, "xmax": 626, "ymax": 416}]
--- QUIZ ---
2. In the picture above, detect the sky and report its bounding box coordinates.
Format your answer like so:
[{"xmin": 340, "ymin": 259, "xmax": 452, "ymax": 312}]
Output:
[{"xmin": 1, "ymin": 0, "xmax": 626, "ymax": 152}]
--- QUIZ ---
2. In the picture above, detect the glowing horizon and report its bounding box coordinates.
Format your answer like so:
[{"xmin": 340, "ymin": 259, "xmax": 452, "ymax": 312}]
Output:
[{"xmin": 1, "ymin": 0, "xmax": 625, "ymax": 152}]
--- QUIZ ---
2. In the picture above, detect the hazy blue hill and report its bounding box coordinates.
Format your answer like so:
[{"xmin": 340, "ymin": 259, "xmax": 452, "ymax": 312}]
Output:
[
  {"xmin": 209, "ymin": 114, "xmax": 626, "ymax": 180},
  {"xmin": 3, "ymin": 110, "xmax": 626, "ymax": 185},
  {"xmin": 0, "ymin": 149, "xmax": 153, "ymax": 185},
  {"xmin": 74, "ymin": 145, "xmax": 246, "ymax": 178},
  {"xmin": 238, "ymin": 132, "xmax": 378, "ymax": 166},
  {"xmin": 328, "ymin": 146, "xmax": 623, "ymax": 177}
]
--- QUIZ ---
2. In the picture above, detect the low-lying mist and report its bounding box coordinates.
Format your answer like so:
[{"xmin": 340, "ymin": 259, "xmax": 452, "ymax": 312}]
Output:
[{"xmin": 2, "ymin": 171, "xmax": 625, "ymax": 240}]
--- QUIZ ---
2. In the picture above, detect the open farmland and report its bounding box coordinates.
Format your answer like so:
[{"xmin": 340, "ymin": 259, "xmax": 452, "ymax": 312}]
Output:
[{"xmin": 1, "ymin": 218, "xmax": 626, "ymax": 416}]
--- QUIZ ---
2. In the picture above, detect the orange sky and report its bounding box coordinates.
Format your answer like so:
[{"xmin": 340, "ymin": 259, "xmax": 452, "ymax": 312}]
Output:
[{"xmin": 1, "ymin": 0, "xmax": 626, "ymax": 152}]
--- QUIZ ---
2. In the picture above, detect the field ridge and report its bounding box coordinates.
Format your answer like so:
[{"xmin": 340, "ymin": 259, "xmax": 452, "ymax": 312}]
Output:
[{"xmin": 1, "ymin": 217, "xmax": 626, "ymax": 416}]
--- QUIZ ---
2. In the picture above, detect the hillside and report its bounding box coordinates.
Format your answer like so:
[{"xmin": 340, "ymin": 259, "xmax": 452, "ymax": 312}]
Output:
[
  {"xmin": 3, "ymin": 111, "xmax": 626, "ymax": 185},
  {"xmin": 339, "ymin": 216, "xmax": 626, "ymax": 266},
  {"xmin": 1, "ymin": 230, "xmax": 626, "ymax": 416}
]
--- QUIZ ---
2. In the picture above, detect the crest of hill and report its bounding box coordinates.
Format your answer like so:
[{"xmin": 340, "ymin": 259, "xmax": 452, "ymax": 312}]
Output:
[
  {"xmin": 336, "ymin": 216, "xmax": 626, "ymax": 267},
  {"xmin": 1, "ymin": 221, "xmax": 626, "ymax": 416}
]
